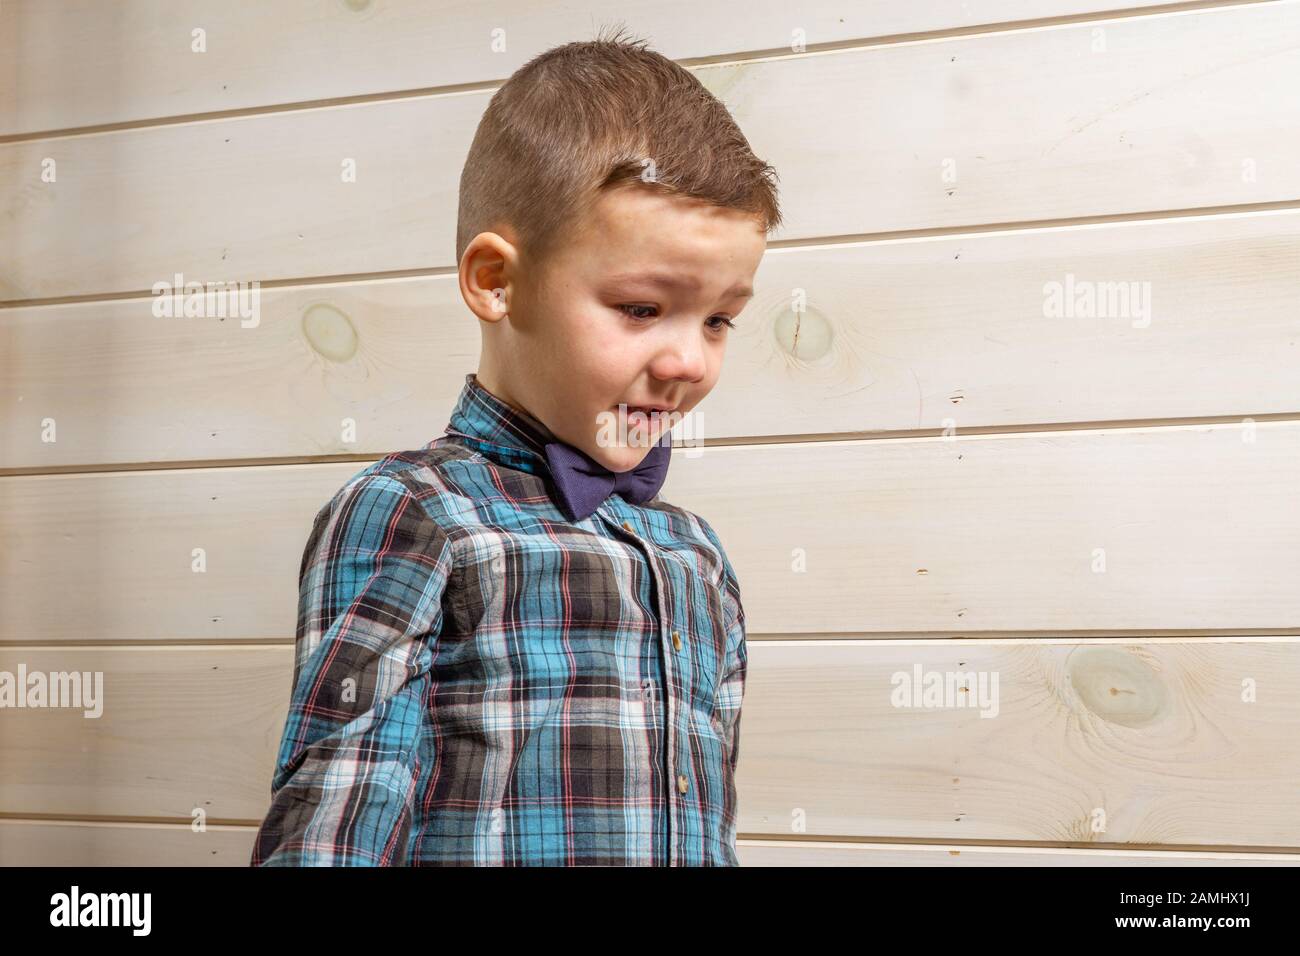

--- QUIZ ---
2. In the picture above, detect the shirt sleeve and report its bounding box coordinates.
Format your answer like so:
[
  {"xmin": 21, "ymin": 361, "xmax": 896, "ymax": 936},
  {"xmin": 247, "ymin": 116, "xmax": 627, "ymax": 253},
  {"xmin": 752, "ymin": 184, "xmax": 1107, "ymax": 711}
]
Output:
[
  {"xmin": 251, "ymin": 473, "xmax": 452, "ymax": 866},
  {"xmin": 697, "ymin": 517, "xmax": 748, "ymax": 780}
]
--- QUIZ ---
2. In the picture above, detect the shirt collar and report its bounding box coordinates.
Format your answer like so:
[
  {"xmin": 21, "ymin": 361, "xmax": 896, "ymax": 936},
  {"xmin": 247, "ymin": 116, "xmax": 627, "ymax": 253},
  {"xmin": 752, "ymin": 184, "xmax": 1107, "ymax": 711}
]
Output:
[{"xmin": 441, "ymin": 372, "xmax": 557, "ymax": 476}]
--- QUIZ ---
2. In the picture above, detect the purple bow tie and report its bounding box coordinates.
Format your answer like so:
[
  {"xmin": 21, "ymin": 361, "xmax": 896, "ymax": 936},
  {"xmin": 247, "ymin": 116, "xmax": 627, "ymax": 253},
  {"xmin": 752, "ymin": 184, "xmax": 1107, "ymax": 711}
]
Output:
[{"xmin": 543, "ymin": 438, "xmax": 672, "ymax": 522}]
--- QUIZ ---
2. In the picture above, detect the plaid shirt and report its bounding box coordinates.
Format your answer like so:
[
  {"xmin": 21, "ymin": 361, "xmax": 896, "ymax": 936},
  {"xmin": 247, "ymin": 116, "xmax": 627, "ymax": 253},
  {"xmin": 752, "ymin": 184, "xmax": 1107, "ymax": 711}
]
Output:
[{"xmin": 251, "ymin": 373, "xmax": 747, "ymax": 866}]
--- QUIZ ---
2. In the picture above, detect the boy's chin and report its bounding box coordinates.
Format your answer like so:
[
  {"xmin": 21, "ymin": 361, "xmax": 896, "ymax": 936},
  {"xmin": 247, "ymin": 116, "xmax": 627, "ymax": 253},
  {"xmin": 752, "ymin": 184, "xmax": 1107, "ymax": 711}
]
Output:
[{"xmin": 588, "ymin": 441, "xmax": 655, "ymax": 473}]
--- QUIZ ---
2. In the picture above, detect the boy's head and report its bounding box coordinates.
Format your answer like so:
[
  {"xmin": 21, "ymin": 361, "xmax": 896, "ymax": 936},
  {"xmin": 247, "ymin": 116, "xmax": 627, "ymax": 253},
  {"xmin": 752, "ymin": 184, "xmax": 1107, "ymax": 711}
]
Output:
[{"xmin": 456, "ymin": 27, "xmax": 781, "ymax": 473}]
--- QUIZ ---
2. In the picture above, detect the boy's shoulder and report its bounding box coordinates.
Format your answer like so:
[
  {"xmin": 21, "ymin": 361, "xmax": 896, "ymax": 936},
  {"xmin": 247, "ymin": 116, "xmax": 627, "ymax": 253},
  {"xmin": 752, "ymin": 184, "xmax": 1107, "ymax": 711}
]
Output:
[
  {"xmin": 646, "ymin": 495, "xmax": 719, "ymax": 543},
  {"xmin": 309, "ymin": 446, "xmax": 736, "ymax": 576},
  {"xmin": 345, "ymin": 443, "xmax": 470, "ymax": 489},
  {"xmin": 644, "ymin": 496, "xmax": 738, "ymax": 589},
  {"xmin": 311, "ymin": 443, "xmax": 475, "ymax": 527}
]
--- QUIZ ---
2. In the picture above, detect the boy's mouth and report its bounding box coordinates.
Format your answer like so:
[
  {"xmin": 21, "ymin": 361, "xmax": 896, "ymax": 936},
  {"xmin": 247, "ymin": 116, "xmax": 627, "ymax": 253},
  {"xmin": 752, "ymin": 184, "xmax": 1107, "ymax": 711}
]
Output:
[
  {"xmin": 618, "ymin": 401, "xmax": 678, "ymax": 414},
  {"xmin": 613, "ymin": 404, "xmax": 679, "ymax": 439},
  {"xmin": 618, "ymin": 404, "xmax": 677, "ymax": 424}
]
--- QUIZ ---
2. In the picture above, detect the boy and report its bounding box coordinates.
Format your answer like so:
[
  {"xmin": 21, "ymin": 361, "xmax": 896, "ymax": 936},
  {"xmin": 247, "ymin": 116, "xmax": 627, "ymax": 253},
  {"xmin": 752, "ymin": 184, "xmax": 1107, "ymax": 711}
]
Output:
[{"xmin": 251, "ymin": 27, "xmax": 781, "ymax": 866}]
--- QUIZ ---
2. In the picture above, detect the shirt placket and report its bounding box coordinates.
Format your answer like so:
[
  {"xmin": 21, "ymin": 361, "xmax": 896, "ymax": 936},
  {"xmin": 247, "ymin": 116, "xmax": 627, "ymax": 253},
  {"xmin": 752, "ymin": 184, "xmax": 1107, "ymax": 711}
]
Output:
[{"xmin": 605, "ymin": 505, "xmax": 687, "ymax": 867}]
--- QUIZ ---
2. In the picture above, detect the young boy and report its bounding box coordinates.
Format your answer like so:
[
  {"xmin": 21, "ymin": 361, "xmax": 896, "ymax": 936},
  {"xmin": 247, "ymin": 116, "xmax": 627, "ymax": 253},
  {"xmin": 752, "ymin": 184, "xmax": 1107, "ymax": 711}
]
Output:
[{"xmin": 251, "ymin": 28, "xmax": 780, "ymax": 866}]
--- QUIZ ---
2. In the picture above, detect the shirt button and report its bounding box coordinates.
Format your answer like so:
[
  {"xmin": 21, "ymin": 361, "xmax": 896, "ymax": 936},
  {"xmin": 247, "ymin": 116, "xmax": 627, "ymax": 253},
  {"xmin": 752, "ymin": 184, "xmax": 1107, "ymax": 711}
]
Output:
[
  {"xmin": 672, "ymin": 630, "xmax": 682, "ymax": 651},
  {"xmin": 677, "ymin": 774, "xmax": 689, "ymax": 794}
]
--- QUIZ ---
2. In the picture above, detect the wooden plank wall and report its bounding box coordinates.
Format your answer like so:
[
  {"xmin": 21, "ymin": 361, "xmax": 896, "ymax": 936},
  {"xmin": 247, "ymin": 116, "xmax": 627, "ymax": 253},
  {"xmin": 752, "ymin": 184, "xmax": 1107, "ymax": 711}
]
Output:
[{"xmin": 1, "ymin": 0, "xmax": 1298, "ymax": 866}]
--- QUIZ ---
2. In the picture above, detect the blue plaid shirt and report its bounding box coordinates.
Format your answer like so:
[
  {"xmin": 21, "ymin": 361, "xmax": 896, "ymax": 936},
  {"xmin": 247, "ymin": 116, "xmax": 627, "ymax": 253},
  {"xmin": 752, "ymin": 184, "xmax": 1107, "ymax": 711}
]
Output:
[{"xmin": 252, "ymin": 373, "xmax": 747, "ymax": 865}]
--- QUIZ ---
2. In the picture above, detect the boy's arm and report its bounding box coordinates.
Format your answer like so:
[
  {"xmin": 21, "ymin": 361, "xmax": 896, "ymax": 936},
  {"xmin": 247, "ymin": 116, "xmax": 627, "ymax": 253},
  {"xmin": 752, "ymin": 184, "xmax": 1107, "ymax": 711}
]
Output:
[
  {"xmin": 698, "ymin": 518, "xmax": 748, "ymax": 779},
  {"xmin": 252, "ymin": 474, "xmax": 452, "ymax": 866}
]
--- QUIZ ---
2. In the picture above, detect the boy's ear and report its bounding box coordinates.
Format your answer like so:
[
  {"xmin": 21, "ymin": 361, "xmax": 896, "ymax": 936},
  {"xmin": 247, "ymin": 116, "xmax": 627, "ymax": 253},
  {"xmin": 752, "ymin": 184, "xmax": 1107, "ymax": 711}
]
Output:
[{"xmin": 459, "ymin": 230, "xmax": 519, "ymax": 323}]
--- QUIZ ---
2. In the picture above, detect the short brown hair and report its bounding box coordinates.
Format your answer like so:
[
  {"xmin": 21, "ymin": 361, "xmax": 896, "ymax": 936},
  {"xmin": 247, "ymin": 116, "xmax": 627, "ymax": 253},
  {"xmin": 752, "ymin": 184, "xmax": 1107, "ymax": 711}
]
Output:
[{"xmin": 456, "ymin": 25, "xmax": 782, "ymax": 267}]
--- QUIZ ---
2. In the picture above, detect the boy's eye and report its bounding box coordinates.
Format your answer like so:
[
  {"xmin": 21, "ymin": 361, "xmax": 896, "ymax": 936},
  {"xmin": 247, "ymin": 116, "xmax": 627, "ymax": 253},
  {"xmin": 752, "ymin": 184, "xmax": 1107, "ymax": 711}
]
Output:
[
  {"xmin": 618, "ymin": 304, "xmax": 736, "ymax": 331},
  {"xmin": 618, "ymin": 304, "xmax": 657, "ymax": 320}
]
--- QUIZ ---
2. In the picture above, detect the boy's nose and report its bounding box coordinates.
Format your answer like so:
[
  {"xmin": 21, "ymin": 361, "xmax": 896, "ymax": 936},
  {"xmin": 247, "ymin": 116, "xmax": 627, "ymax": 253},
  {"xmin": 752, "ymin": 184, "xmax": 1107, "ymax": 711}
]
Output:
[{"xmin": 648, "ymin": 334, "xmax": 708, "ymax": 383}]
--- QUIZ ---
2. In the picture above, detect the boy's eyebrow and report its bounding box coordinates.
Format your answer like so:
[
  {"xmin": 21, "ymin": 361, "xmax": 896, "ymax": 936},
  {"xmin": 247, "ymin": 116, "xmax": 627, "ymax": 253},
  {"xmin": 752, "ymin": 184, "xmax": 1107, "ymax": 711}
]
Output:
[{"xmin": 606, "ymin": 271, "xmax": 753, "ymax": 299}]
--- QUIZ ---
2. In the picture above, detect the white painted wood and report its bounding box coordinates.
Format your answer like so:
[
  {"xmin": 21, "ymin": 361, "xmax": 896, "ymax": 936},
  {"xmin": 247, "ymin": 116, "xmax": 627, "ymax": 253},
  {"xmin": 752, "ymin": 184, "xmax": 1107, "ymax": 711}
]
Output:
[
  {"xmin": 737, "ymin": 840, "xmax": 1300, "ymax": 865},
  {"xmin": 3, "ymin": 209, "xmax": 1296, "ymax": 470},
  {"xmin": 737, "ymin": 639, "xmax": 1300, "ymax": 846},
  {"xmin": 1, "ymin": 420, "xmax": 1296, "ymax": 643},
  {"xmin": 0, "ymin": 0, "xmax": 1198, "ymax": 136},
  {"xmin": 0, "ymin": 645, "xmax": 289, "ymax": 820},
  {"xmin": 5, "ymin": 3, "xmax": 1298, "ymax": 299},
  {"xmin": 673, "ymin": 421, "xmax": 1300, "ymax": 634},
  {"xmin": 4, "ymin": 639, "xmax": 1299, "ymax": 849},
  {"xmin": 5, "ymin": 823, "xmax": 1298, "ymax": 866},
  {"xmin": 0, "ymin": 819, "xmax": 261, "ymax": 866}
]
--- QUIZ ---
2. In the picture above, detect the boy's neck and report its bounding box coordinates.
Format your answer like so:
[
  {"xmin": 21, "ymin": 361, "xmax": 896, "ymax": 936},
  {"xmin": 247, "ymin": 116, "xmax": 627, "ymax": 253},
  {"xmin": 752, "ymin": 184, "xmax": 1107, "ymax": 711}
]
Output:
[{"xmin": 473, "ymin": 367, "xmax": 529, "ymax": 418}]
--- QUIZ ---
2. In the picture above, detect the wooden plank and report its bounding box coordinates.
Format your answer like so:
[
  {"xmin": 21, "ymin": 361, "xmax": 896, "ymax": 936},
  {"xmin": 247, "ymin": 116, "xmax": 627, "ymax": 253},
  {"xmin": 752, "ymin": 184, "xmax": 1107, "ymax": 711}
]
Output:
[
  {"xmin": 0, "ymin": 819, "xmax": 259, "ymax": 866},
  {"xmin": 3, "ymin": 209, "xmax": 1298, "ymax": 470},
  {"xmin": 0, "ymin": 646, "xmax": 290, "ymax": 820},
  {"xmin": 4, "ymin": 639, "xmax": 1300, "ymax": 849},
  {"xmin": 736, "ymin": 840, "xmax": 1300, "ymax": 865},
  {"xmin": 2, "ymin": 421, "xmax": 1296, "ymax": 643},
  {"xmin": 672, "ymin": 422, "xmax": 1300, "ymax": 634},
  {"xmin": 5, "ymin": 823, "xmax": 1298, "ymax": 866},
  {"xmin": 737, "ymin": 639, "xmax": 1300, "ymax": 846},
  {"xmin": 0, "ymin": 0, "xmax": 1199, "ymax": 137},
  {"xmin": 6, "ymin": 3, "xmax": 1299, "ymax": 299}
]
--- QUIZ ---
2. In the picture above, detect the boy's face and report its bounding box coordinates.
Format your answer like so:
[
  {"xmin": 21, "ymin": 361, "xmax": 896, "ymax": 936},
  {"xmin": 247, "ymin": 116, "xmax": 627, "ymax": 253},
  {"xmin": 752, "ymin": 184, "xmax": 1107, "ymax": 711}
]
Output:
[{"xmin": 468, "ymin": 186, "xmax": 768, "ymax": 473}]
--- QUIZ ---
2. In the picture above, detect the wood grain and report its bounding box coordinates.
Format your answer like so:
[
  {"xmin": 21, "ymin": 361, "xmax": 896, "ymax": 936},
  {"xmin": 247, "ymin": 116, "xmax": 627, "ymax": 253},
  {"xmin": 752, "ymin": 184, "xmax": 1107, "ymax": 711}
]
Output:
[
  {"xmin": 738, "ymin": 639, "xmax": 1300, "ymax": 846},
  {"xmin": 4, "ymin": 420, "xmax": 1294, "ymax": 643},
  {"xmin": 3, "ymin": 639, "xmax": 1299, "ymax": 849},
  {"xmin": 3, "ymin": 209, "xmax": 1297, "ymax": 471},
  {"xmin": 6, "ymin": 3, "xmax": 1299, "ymax": 299},
  {"xmin": 0, "ymin": 0, "xmax": 1202, "ymax": 136}
]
